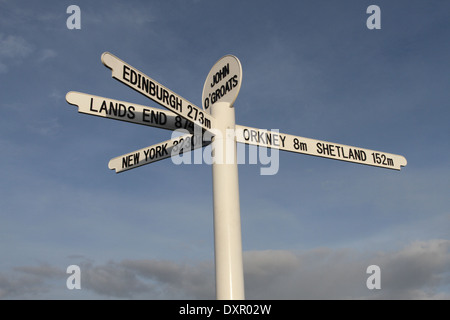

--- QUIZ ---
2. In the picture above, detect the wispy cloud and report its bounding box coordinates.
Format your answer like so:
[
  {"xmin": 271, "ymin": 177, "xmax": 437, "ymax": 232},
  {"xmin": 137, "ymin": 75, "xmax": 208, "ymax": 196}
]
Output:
[
  {"xmin": 0, "ymin": 34, "xmax": 33, "ymax": 58},
  {"xmin": 38, "ymin": 48, "xmax": 57, "ymax": 62},
  {"xmin": 0, "ymin": 34, "xmax": 33, "ymax": 73}
]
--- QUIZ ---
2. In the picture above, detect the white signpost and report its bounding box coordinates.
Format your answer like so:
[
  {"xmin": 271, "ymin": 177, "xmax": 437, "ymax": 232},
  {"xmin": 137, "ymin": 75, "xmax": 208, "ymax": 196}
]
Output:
[
  {"xmin": 108, "ymin": 133, "xmax": 208, "ymax": 173},
  {"xmin": 235, "ymin": 125, "xmax": 407, "ymax": 170},
  {"xmin": 101, "ymin": 52, "xmax": 215, "ymax": 131},
  {"xmin": 66, "ymin": 53, "xmax": 407, "ymax": 300},
  {"xmin": 66, "ymin": 91, "xmax": 197, "ymax": 132},
  {"xmin": 202, "ymin": 55, "xmax": 244, "ymax": 300},
  {"xmin": 202, "ymin": 55, "xmax": 243, "ymax": 114}
]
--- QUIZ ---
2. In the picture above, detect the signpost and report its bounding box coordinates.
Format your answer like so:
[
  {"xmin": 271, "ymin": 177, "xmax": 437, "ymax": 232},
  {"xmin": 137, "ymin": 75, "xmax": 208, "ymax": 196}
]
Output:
[
  {"xmin": 202, "ymin": 55, "xmax": 244, "ymax": 299},
  {"xmin": 102, "ymin": 52, "xmax": 215, "ymax": 131},
  {"xmin": 66, "ymin": 52, "xmax": 407, "ymax": 300},
  {"xmin": 66, "ymin": 91, "xmax": 196, "ymax": 132},
  {"xmin": 235, "ymin": 125, "xmax": 407, "ymax": 170},
  {"xmin": 202, "ymin": 55, "xmax": 243, "ymax": 114},
  {"xmin": 108, "ymin": 133, "xmax": 208, "ymax": 173}
]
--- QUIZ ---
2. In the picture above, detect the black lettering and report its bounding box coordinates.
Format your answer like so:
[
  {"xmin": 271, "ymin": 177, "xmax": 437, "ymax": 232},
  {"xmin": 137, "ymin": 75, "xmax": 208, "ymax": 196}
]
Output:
[
  {"xmin": 257, "ymin": 131, "xmax": 265, "ymax": 144},
  {"xmin": 226, "ymin": 79, "xmax": 232, "ymax": 92},
  {"xmin": 279, "ymin": 135, "xmax": 286, "ymax": 148},
  {"xmin": 272, "ymin": 134, "xmax": 279, "ymax": 146},
  {"xmin": 159, "ymin": 112, "xmax": 167, "ymax": 125},
  {"xmin": 223, "ymin": 63, "xmax": 230, "ymax": 79},
  {"xmin": 265, "ymin": 132, "xmax": 271, "ymax": 145},
  {"xmin": 360, "ymin": 151, "xmax": 367, "ymax": 161},
  {"xmin": 348, "ymin": 148, "xmax": 355, "ymax": 160},
  {"xmin": 316, "ymin": 142, "xmax": 323, "ymax": 154},
  {"xmin": 250, "ymin": 130, "xmax": 257, "ymax": 143},
  {"xmin": 243, "ymin": 129, "xmax": 250, "ymax": 141},
  {"xmin": 122, "ymin": 154, "xmax": 134, "ymax": 168},
  {"xmin": 335, "ymin": 145, "xmax": 342, "ymax": 157},
  {"xmin": 150, "ymin": 110, "xmax": 159, "ymax": 124},
  {"xmin": 149, "ymin": 147, "xmax": 155, "ymax": 159},
  {"xmin": 162, "ymin": 90, "xmax": 169, "ymax": 105},
  {"xmin": 155, "ymin": 146, "xmax": 162, "ymax": 158},
  {"xmin": 128, "ymin": 106, "xmax": 135, "ymax": 119},
  {"xmin": 149, "ymin": 80, "xmax": 156, "ymax": 96},
  {"xmin": 99, "ymin": 100, "xmax": 107, "ymax": 114},
  {"xmin": 118, "ymin": 104, "xmax": 126, "ymax": 117},
  {"xmin": 329, "ymin": 144, "xmax": 336, "ymax": 157},
  {"xmin": 109, "ymin": 102, "xmax": 118, "ymax": 116},
  {"xmin": 156, "ymin": 85, "xmax": 163, "ymax": 101},
  {"xmin": 161, "ymin": 143, "xmax": 168, "ymax": 156},
  {"xmin": 123, "ymin": 65, "xmax": 130, "ymax": 82},
  {"xmin": 133, "ymin": 152, "xmax": 140, "ymax": 165},
  {"xmin": 142, "ymin": 77, "xmax": 149, "ymax": 93},
  {"xmin": 175, "ymin": 97, "xmax": 182, "ymax": 112},
  {"xmin": 354, "ymin": 149, "xmax": 361, "ymax": 161},
  {"xmin": 137, "ymin": 73, "xmax": 141, "ymax": 89},
  {"xmin": 142, "ymin": 109, "xmax": 150, "ymax": 122},
  {"xmin": 210, "ymin": 63, "xmax": 230, "ymax": 88},
  {"xmin": 341, "ymin": 147, "xmax": 348, "ymax": 159},
  {"xmin": 232, "ymin": 75, "xmax": 238, "ymax": 86},
  {"xmin": 130, "ymin": 69, "xmax": 138, "ymax": 85},
  {"xmin": 89, "ymin": 98, "xmax": 98, "ymax": 112}
]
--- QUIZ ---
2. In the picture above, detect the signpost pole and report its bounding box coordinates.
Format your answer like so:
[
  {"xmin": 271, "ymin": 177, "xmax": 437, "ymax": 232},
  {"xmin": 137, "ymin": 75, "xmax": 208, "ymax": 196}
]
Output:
[
  {"xmin": 210, "ymin": 101, "xmax": 245, "ymax": 300},
  {"xmin": 67, "ymin": 52, "xmax": 407, "ymax": 301}
]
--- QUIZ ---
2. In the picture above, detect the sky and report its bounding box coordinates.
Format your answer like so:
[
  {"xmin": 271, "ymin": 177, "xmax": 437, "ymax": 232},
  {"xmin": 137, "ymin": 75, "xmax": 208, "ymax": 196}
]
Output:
[{"xmin": 0, "ymin": 0, "xmax": 449, "ymax": 300}]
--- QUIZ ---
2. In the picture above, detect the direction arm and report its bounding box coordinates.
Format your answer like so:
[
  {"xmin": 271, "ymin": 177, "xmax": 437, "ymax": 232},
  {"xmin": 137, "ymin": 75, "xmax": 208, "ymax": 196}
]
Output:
[
  {"xmin": 235, "ymin": 125, "xmax": 407, "ymax": 170},
  {"xmin": 108, "ymin": 133, "xmax": 211, "ymax": 173},
  {"xmin": 66, "ymin": 91, "xmax": 197, "ymax": 133},
  {"xmin": 101, "ymin": 52, "xmax": 216, "ymax": 132}
]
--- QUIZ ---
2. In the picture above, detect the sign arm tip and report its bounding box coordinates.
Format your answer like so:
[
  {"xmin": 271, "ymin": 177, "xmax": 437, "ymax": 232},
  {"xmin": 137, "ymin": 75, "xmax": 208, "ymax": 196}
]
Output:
[
  {"xmin": 101, "ymin": 52, "xmax": 114, "ymax": 70},
  {"xmin": 400, "ymin": 155, "xmax": 407, "ymax": 169},
  {"xmin": 65, "ymin": 91, "xmax": 79, "ymax": 106},
  {"xmin": 108, "ymin": 159, "xmax": 119, "ymax": 173}
]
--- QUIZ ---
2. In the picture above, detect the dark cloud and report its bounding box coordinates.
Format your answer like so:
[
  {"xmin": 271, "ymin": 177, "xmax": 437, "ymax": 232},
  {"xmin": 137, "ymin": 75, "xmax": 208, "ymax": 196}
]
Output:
[
  {"xmin": 14, "ymin": 263, "xmax": 64, "ymax": 278},
  {"xmin": 0, "ymin": 264, "xmax": 64, "ymax": 299},
  {"xmin": 80, "ymin": 261, "xmax": 150, "ymax": 298},
  {"xmin": 1, "ymin": 239, "xmax": 448, "ymax": 299},
  {"xmin": 243, "ymin": 240, "xmax": 450, "ymax": 299}
]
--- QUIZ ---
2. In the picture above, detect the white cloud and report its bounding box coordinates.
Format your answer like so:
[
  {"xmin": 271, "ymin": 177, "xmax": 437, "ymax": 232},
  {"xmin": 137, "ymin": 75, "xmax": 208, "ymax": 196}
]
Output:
[
  {"xmin": 0, "ymin": 34, "xmax": 33, "ymax": 58},
  {"xmin": 0, "ymin": 34, "xmax": 33, "ymax": 73},
  {"xmin": 38, "ymin": 48, "xmax": 57, "ymax": 62}
]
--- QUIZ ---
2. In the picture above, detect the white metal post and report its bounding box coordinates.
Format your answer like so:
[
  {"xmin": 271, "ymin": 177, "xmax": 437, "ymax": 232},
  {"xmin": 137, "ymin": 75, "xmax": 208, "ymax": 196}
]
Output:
[{"xmin": 210, "ymin": 101, "xmax": 245, "ymax": 300}]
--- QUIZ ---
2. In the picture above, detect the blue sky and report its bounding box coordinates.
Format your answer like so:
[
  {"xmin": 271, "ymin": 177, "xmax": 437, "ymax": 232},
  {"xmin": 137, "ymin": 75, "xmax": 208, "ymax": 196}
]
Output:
[{"xmin": 0, "ymin": 0, "xmax": 449, "ymax": 299}]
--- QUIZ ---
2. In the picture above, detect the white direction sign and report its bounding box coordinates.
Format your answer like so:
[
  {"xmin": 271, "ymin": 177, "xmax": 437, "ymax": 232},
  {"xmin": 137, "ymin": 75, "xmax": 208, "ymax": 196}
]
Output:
[
  {"xmin": 202, "ymin": 55, "xmax": 242, "ymax": 113},
  {"xmin": 102, "ymin": 52, "xmax": 215, "ymax": 131},
  {"xmin": 108, "ymin": 133, "xmax": 209, "ymax": 173},
  {"xmin": 67, "ymin": 52, "xmax": 407, "ymax": 172},
  {"xmin": 235, "ymin": 125, "xmax": 407, "ymax": 170},
  {"xmin": 66, "ymin": 91, "xmax": 197, "ymax": 132}
]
